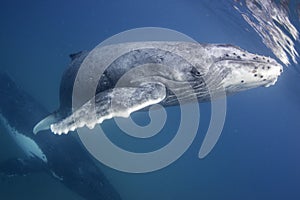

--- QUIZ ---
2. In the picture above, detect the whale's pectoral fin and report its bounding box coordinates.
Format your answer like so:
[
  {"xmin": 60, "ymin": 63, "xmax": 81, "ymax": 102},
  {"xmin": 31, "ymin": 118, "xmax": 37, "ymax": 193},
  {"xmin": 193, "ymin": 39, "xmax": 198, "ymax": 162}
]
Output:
[
  {"xmin": 50, "ymin": 82, "xmax": 166, "ymax": 135},
  {"xmin": 0, "ymin": 157, "xmax": 46, "ymax": 178}
]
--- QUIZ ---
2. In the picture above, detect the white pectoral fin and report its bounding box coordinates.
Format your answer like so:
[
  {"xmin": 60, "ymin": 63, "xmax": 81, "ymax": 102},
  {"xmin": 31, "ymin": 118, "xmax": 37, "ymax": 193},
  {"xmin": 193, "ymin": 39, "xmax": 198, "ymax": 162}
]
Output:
[{"xmin": 50, "ymin": 82, "xmax": 166, "ymax": 135}]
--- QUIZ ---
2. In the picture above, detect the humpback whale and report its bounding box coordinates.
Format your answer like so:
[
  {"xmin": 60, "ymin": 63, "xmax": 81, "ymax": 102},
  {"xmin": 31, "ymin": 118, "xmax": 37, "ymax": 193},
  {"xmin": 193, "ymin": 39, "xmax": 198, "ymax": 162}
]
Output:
[
  {"xmin": 0, "ymin": 73, "xmax": 121, "ymax": 200},
  {"xmin": 33, "ymin": 41, "xmax": 283, "ymax": 135}
]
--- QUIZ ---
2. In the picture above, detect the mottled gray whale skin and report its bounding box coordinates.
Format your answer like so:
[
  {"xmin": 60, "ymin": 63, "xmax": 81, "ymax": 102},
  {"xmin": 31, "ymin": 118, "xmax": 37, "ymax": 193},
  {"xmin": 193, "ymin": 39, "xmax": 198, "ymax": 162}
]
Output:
[
  {"xmin": 0, "ymin": 73, "xmax": 121, "ymax": 200},
  {"xmin": 33, "ymin": 41, "xmax": 283, "ymax": 134}
]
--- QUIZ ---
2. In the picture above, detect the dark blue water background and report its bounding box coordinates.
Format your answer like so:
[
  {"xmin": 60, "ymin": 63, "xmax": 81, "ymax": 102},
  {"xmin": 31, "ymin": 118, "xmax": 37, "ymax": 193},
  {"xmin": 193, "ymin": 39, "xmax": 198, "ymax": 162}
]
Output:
[{"xmin": 0, "ymin": 0, "xmax": 300, "ymax": 199}]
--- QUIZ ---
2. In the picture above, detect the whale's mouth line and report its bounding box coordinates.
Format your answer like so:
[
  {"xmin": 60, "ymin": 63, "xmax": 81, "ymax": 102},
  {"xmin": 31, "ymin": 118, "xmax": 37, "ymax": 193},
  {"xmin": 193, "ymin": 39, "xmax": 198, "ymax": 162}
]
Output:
[{"xmin": 216, "ymin": 58, "xmax": 277, "ymax": 65}]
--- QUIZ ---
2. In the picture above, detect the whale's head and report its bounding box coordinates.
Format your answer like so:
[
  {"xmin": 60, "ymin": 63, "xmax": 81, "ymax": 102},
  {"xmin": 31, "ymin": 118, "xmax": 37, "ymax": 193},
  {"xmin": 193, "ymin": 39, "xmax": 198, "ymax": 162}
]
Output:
[{"xmin": 205, "ymin": 44, "xmax": 283, "ymax": 95}]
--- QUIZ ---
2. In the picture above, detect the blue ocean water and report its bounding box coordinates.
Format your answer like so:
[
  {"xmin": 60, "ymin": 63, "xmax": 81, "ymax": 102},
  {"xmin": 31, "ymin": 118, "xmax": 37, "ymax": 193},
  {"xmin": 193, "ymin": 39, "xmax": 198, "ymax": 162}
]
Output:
[{"xmin": 0, "ymin": 0, "xmax": 300, "ymax": 200}]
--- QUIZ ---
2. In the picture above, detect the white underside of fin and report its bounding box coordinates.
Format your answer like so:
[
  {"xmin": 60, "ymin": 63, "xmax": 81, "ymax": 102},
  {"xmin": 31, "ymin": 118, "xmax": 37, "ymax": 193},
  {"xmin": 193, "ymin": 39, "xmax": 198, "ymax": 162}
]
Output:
[{"xmin": 0, "ymin": 114, "xmax": 48, "ymax": 163}]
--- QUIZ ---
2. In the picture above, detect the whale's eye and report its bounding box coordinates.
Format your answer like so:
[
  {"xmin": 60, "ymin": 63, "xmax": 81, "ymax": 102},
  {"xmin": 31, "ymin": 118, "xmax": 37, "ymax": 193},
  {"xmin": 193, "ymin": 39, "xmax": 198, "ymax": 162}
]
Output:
[
  {"xmin": 191, "ymin": 67, "xmax": 202, "ymax": 77},
  {"xmin": 241, "ymin": 80, "xmax": 244, "ymax": 83}
]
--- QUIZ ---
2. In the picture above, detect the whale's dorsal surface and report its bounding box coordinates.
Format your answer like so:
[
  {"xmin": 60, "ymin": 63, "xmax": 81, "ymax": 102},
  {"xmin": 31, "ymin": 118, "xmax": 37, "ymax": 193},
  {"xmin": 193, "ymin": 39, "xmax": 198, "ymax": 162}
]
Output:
[{"xmin": 33, "ymin": 41, "xmax": 283, "ymax": 135}]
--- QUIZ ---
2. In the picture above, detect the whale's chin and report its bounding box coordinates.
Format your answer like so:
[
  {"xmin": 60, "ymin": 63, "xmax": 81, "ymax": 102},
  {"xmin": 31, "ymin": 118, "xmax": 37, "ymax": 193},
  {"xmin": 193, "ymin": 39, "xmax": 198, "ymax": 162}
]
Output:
[{"xmin": 264, "ymin": 78, "xmax": 278, "ymax": 87}]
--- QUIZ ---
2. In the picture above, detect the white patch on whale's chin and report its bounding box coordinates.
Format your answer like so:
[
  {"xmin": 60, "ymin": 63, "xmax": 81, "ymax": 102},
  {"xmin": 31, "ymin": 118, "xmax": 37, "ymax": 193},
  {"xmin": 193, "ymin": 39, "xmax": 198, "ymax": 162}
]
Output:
[
  {"xmin": 220, "ymin": 58, "xmax": 282, "ymax": 93},
  {"xmin": 0, "ymin": 114, "xmax": 48, "ymax": 163}
]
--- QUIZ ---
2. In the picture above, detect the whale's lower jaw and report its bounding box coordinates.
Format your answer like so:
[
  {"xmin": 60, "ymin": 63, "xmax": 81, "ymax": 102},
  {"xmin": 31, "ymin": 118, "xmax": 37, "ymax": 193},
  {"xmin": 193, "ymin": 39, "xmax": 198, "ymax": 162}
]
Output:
[
  {"xmin": 217, "ymin": 58, "xmax": 282, "ymax": 94},
  {"xmin": 264, "ymin": 77, "xmax": 278, "ymax": 87}
]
